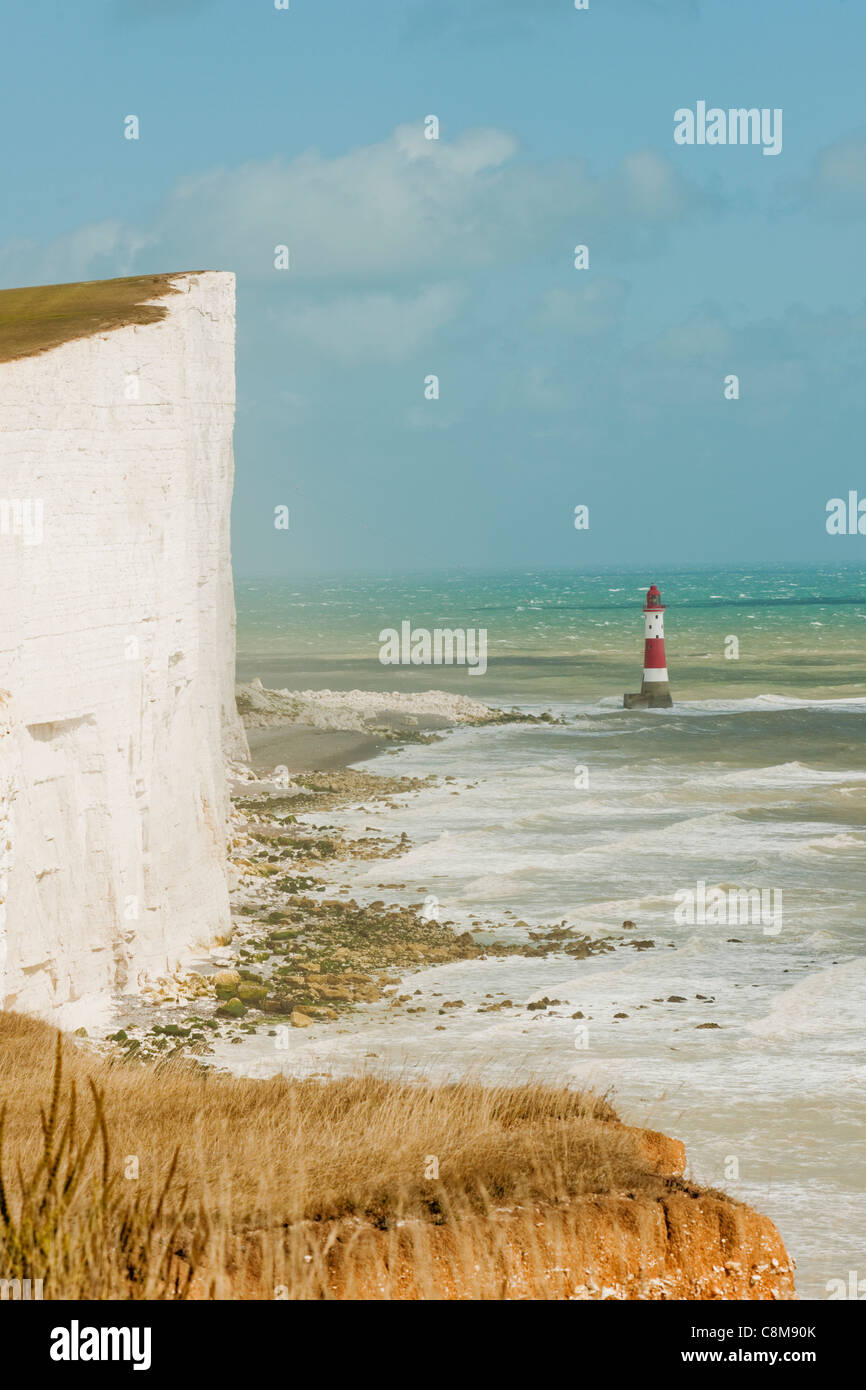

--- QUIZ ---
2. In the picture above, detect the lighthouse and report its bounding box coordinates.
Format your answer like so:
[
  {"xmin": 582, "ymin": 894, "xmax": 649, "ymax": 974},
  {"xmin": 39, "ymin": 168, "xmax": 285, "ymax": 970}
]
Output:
[{"xmin": 623, "ymin": 583, "xmax": 673, "ymax": 709}]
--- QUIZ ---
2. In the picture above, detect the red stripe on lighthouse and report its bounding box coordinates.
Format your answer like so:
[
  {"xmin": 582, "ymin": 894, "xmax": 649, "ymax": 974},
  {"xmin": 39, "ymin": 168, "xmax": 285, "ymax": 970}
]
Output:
[{"xmin": 643, "ymin": 637, "xmax": 666, "ymax": 667}]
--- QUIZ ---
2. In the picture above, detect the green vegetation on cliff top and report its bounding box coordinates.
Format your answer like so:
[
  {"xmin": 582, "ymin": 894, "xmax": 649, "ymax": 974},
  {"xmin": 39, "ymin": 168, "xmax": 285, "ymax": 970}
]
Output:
[{"xmin": 0, "ymin": 271, "xmax": 200, "ymax": 364}]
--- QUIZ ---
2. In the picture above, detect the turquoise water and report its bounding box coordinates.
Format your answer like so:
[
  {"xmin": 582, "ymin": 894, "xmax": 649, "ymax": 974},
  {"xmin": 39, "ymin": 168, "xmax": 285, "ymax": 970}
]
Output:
[
  {"xmin": 232, "ymin": 564, "xmax": 865, "ymax": 1298},
  {"xmin": 236, "ymin": 564, "xmax": 865, "ymax": 704}
]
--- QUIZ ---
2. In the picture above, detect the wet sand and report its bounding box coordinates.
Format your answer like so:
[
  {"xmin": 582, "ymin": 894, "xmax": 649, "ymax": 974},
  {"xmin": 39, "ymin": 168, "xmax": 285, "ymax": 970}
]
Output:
[{"xmin": 246, "ymin": 724, "xmax": 389, "ymax": 774}]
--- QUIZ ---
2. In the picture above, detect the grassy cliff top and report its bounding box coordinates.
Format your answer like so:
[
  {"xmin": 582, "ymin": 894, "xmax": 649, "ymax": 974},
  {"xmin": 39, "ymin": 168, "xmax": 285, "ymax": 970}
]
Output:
[
  {"xmin": 0, "ymin": 271, "xmax": 202, "ymax": 365},
  {"xmin": 0, "ymin": 1010, "xmax": 796, "ymax": 1300}
]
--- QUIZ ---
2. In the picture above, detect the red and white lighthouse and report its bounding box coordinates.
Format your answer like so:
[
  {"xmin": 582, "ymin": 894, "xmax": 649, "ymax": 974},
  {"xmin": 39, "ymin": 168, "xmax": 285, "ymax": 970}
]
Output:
[{"xmin": 623, "ymin": 583, "xmax": 673, "ymax": 709}]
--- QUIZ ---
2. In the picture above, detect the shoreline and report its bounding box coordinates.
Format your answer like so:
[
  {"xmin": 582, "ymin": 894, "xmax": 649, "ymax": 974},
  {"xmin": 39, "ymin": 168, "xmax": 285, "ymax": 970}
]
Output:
[
  {"xmin": 105, "ymin": 687, "xmax": 616, "ymax": 1057},
  {"xmin": 246, "ymin": 724, "xmax": 390, "ymax": 773}
]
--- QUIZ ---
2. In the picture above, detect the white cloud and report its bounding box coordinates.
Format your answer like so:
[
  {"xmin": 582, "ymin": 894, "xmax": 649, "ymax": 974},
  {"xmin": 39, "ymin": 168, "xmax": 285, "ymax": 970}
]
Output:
[
  {"xmin": 0, "ymin": 220, "xmax": 154, "ymax": 291},
  {"xmin": 0, "ymin": 121, "xmax": 712, "ymax": 293},
  {"xmin": 276, "ymin": 284, "xmax": 464, "ymax": 363},
  {"xmin": 158, "ymin": 125, "xmax": 523, "ymax": 282},
  {"xmin": 153, "ymin": 129, "xmax": 710, "ymax": 281}
]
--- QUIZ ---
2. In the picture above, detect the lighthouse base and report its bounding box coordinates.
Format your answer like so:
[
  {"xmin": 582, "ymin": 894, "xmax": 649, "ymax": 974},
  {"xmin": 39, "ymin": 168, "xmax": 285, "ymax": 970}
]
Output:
[{"xmin": 623, "ymin": 686, "xmax": 673, "ymax": 710}]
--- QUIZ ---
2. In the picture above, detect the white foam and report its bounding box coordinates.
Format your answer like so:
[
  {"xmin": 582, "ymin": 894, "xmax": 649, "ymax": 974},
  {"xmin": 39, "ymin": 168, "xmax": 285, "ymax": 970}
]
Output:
[
  {"xmin": 748, "ymin": 962, "xmax": 866, "ymax": 1040},
  {"xmin": 791, "ymin": 832, "xmax": 866, "ymax": 859},
  {"xmin": 704, "ymin": 762, "xmax": 866, "ymax": 789},
  {"xmin": 673, "ymin": 693, "xmax": 866, "ymax": 715}
]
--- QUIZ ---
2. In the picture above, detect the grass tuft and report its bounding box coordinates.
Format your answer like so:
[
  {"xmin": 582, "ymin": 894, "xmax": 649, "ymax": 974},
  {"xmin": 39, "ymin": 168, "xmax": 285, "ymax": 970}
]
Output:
[
  {"xmin": 0, "ymin": 1010, "xmax": 697, "ymax": 1299},
  {"xmin": 0, "ymin": 1022, "xmax": 206, "ymax": 1298}
]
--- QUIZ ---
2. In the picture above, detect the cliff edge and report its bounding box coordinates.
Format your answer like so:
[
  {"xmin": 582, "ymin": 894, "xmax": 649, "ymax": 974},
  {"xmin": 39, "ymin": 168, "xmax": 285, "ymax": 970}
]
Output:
[{"xmin": 0, "ymin": 271, "xmax": 247, "ymax": 1020}]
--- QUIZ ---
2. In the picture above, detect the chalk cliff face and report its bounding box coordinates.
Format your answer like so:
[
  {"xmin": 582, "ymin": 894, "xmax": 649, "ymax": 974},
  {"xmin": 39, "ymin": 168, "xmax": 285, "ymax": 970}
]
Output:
[{"xmin": 0, "ymin": 271, "xmax": 247, "ymax": 1020}]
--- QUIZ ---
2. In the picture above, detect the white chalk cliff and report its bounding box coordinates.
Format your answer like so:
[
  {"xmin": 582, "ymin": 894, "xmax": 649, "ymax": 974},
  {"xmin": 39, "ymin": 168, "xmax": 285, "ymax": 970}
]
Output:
[{"xmin": 0, "ymin": 271, "xmax": 247, "ymax": 1020}]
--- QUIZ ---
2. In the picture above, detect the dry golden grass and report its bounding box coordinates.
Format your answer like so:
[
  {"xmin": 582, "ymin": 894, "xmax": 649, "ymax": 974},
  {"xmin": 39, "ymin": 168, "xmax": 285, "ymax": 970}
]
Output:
[
  {"xmin": 0, "ymin": 272, "xmax": 197, "ymax": 364},
  {"xmin": 0, "ymin": 1010, "xmax": 705, "ymax": 1300}
]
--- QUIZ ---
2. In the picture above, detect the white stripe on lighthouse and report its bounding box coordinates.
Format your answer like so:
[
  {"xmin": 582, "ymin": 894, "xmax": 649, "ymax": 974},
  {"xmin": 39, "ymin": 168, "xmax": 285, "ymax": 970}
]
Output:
[{"xmin": 643, "ymin": 668, "xmax": 669, "ymax": 681}]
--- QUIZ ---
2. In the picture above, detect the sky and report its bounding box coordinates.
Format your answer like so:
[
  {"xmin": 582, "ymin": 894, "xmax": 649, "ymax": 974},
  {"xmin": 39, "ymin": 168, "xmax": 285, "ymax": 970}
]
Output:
[{"xmin": 2, "ymin": 0, "xmax": 865, "ymax": 575}]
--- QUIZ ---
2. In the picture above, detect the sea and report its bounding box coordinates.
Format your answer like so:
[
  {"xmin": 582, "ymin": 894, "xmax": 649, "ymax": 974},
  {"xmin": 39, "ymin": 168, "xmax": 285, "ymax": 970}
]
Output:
[{"xmin": 232, "ymin": 564, "xmax": 865, "ymax": 1299}]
